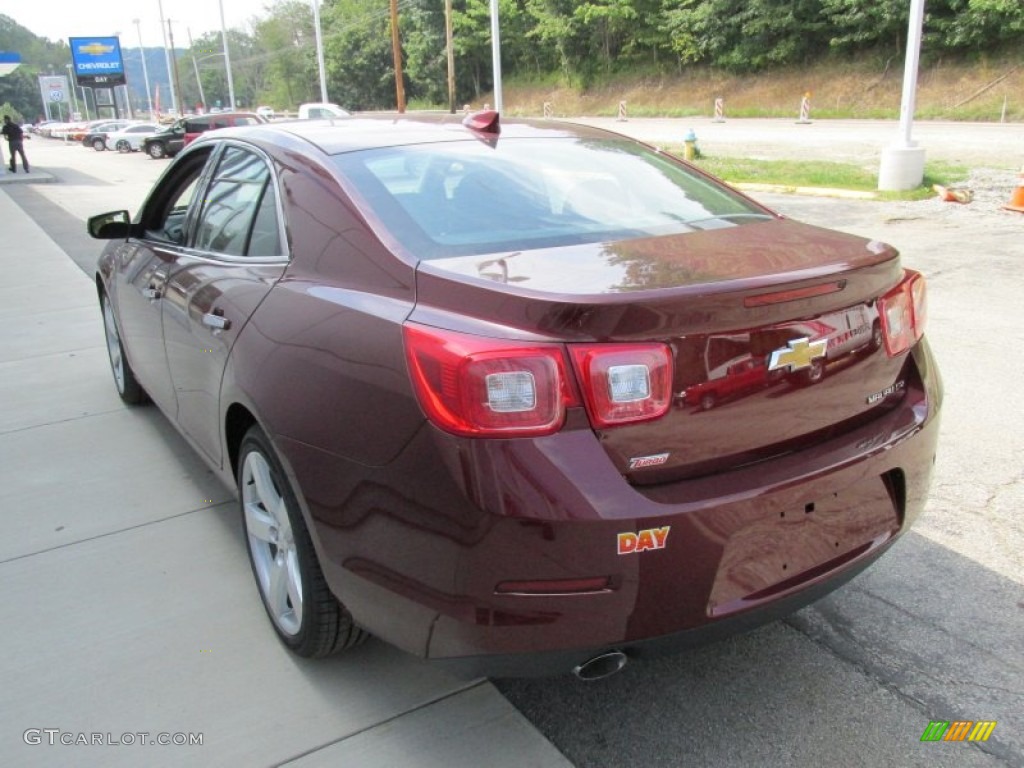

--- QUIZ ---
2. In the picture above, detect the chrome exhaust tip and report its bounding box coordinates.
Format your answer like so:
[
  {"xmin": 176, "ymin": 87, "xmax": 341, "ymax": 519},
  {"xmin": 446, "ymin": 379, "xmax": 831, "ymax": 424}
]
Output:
[{"xmin": 572, "ymin": 650, "xmax": 628, "ymax": 681}]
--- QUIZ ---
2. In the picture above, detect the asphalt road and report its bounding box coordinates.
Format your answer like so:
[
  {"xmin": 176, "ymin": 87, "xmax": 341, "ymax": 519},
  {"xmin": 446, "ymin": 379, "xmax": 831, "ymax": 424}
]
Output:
[{"xmin": 8, "ymin": 120, "xmax": 1024, "ymax": 768}]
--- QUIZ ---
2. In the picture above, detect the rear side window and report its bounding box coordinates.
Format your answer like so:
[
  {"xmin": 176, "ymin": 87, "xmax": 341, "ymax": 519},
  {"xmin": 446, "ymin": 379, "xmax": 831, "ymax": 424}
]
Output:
[
  {"xmin": 194, "ymin": 147, "xmax": 282, "ymax": 257},
  {"xmin": 336, "ymin": 138, "xmax": 764, "ymax": 260}
]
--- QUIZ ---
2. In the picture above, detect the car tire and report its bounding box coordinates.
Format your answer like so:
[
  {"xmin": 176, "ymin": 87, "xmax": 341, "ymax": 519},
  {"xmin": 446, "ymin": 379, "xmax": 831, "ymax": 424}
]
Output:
[
  {"xmin": 116, "ymin": 139, "xmax": 131, "ymax": 153},
  {"xmin": 700, "ymin": 392, "xmax": 717, "ymax": 411},
  {"xmin": 238, "ymin": 426, "xmax": 367, "ymax": 658},
  {"xmin": 101, "ymin": 292, "xmax": 148, "ymax": 405},
  {"xmin": 92, "ymin": 137, "xmax": 106, "ymax": 151},
  {"xmin": 803, "ymin": 359, "xmax": 825, "ymax": 384},
  {"xmin": 147, "ymin": 142, "xmax": 166, "ymax": 159}
]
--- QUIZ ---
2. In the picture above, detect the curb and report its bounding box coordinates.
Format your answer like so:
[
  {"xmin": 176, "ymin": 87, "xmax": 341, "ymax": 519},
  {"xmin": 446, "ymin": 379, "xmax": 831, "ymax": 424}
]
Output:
[
  {"xmin": 731, "ymin": 182, "xmax": 876, "ymax": 200},
  {"xmin": 0, "ymin": 170, "xmax": 58, "ymax": 185}
]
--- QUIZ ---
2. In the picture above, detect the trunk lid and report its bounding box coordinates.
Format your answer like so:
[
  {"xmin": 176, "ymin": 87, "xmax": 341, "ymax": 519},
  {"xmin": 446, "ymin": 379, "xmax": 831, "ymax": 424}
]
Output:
[{"xmin": 411, "ymin": 218, "xmax": 908, "ymax": 480}]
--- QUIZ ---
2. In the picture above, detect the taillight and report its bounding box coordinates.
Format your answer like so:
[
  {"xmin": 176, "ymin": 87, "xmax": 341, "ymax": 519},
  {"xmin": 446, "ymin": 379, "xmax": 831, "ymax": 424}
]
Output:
[
  {"xmin": 878, "ymin": 270, "xmax": 927, "ymax": 357},
  {"xmin": 569, "ymin": 344, "xmax": 673, "ymax": 428},
  {"xmin": 403, "ymin": 324, "xmax": 577, "ymax": 437}
]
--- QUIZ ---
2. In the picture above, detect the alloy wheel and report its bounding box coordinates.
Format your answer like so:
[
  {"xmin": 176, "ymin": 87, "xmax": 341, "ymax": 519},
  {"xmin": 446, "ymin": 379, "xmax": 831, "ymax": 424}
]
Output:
[{"xmin": 242, "ymin": 451, "xmax": 303, "ymax": 636}]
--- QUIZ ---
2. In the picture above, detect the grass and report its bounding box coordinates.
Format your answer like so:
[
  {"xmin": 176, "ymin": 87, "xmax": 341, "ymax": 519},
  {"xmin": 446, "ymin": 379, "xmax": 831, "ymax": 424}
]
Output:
[
  {"xmin": 666, "ymin": 153, "xmax": 970, "ymax": 200},
  {"xmin": 494, "ymin": 57, "xmax": 1024, "ymax": 123}
]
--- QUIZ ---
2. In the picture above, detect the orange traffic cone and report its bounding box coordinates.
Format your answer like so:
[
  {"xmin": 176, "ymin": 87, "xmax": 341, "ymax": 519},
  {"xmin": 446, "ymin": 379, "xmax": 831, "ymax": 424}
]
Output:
[{"xmin": 1004, "ymin": 170, "xmax": 1024, "ymax": 213}]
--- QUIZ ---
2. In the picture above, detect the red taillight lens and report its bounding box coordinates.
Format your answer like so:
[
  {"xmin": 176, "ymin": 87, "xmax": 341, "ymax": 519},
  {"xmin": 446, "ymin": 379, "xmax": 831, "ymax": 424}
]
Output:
[
  {"xmin": 403, "ymin": 324, "xmax": 576, "ymax": 437},
  {"xmin": 878, "ymin": 270, "xmax": 926, "ymax": 357},
  {"xmin": 569, "ymin": 343, "xmax": 673, "ymax": 428}
]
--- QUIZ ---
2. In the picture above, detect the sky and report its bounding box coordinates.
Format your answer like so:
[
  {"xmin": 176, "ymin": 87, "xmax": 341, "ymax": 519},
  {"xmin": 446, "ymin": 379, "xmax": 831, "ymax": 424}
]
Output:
[{"xmin": 7, "ymin": 0, "xmax": 266, "ymax": 48}]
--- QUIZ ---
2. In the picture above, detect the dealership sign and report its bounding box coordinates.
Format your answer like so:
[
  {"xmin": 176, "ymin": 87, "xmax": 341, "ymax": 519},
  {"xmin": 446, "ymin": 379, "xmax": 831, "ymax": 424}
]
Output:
[
  {"xmin": 69, "ymin": 37, "xmax": 126, "ymax": 86},
  {"xmin": 37, "ymin": 75, "xmax": 69, "ymax": 104}
]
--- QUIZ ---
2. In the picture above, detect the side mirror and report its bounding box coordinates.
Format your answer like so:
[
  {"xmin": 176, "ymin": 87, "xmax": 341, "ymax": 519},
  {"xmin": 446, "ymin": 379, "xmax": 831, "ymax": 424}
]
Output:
[{"xmin": 88, "ymin": 210, "xmax": 137, "ymax": 240}]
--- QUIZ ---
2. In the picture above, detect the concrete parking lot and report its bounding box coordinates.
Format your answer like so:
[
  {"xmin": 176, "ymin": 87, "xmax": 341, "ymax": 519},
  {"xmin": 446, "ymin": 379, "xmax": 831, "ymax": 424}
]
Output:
[{"xmin": 2, "ymin": 120, "xmax": 1022, "ymax": 767}]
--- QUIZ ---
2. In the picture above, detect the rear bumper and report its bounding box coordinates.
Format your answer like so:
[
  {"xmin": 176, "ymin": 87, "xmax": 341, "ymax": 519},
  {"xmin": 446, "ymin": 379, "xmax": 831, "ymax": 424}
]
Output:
[
  {"xmin": 436, "ymin": 532, "xmax": 895, "ymax": 679},
  {"xmin": 305, "ymin": 339, "xmax": 941, "ymax": 676}
]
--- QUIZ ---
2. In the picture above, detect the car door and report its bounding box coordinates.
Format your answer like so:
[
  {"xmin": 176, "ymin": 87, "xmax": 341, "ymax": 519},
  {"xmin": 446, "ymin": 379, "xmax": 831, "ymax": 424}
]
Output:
[
  {"xmin": 160, "ymin": 143, "xmax": 288, "ymax": 465},
  {"xmin": 111, "ymin": 148, "xmax": 217, "ymax": 412}
]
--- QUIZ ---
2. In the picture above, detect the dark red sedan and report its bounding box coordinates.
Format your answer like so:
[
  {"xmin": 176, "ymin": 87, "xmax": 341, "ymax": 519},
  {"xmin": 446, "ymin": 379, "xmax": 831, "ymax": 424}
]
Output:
[{"xmin": 89, "ymin": 112, "xmax": 941, "ymax": 680}]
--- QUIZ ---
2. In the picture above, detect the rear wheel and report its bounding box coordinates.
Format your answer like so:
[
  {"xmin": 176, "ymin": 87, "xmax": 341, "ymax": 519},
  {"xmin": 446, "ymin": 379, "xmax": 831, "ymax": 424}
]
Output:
[
  {"xmin": 239, "ymin": 426, "xmax": 366, "ymax": 657},
  {"xmin": 147, "ymin": 141, "xmax": 166, "ymax": 159},
  {"xmin": 116, "ymin": 139, "xmax": 131, "ymax": 153},
  {"xmin": 804, "ymin": 359, "xmax": 825, "ymax": 384},
  {"xmin": 101, "ymin": 292, "xmax": 148, "ymax": 405},
  {"xmin": 869, "ymin": 320, "xmax": 883, "ymax": 352},
  {"xmin": 92, "ymin": 137, "xmax": 105, "ymax": 151}
]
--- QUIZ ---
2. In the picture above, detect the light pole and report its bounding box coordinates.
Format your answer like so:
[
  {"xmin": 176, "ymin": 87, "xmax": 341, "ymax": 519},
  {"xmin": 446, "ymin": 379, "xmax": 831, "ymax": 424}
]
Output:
[
  {"xmin": 156, "ymin": 0, "xmax": 178, "ymax": 114},
  {"xmin": 490, "ymin": 0, "xmax": 503, "ymax": 112},
  {"xmin": 311, "ymin": 0, "xmax": 328, "ymax": 103},
  {"xmin": 878, "ymin": 0, "xmax": 927, "ymax": 190},
  {"xmin": 133, "ymin": 18, "xmax": 155, "ymax": 118},
  {"xmin": 218, "ymin": 0, "xmax": 236, "ymax": 110}
]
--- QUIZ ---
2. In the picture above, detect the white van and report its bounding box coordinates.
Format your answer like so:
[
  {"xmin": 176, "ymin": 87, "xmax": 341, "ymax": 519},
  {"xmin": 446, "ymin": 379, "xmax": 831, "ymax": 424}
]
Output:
[{"xmin": 298, "ymin": 103, "xmax": 351, "ymax": 119}]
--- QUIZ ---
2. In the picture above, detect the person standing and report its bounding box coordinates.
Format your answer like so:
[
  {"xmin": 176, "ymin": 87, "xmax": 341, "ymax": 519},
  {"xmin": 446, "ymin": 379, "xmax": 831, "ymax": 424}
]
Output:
[{"xmin": 2, "ymin": 116, "xmax": 29, "ymax": 173}]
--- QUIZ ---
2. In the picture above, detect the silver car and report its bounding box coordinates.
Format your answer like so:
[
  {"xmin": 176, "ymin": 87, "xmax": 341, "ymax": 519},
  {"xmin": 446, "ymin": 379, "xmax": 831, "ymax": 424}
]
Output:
[{"xmin": 105, "ymin": 123, "xmax": 162, "ymax": 152}]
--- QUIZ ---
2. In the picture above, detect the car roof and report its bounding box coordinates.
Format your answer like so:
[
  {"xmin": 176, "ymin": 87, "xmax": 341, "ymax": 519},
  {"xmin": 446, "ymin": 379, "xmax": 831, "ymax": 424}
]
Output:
[{"xmin": 212, "ymin": 113, "xmax": 625, "ymax": 156}]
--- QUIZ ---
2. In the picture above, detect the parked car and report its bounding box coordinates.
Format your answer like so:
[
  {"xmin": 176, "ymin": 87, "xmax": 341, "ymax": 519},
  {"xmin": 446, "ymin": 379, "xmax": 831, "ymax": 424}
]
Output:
[
  {"xmin": 88, "ymin": 113, "xmax": 941, "ymax": 679},
  {"xmin": 65, "ymin": 119, "xmax": 108, "ymax": 142},
  {"xmin": 105, "ymin": 123, "xmax": 162, "ymax": 153},
  {"xmin": 31, "ymin": 120, "xmax": 59, "ymax": 135},
  {"xmin": 298, "ymin": 102, "xmax": 350, "ymax": 119},
  {"xmin": 256, "ymin": 105, "xmax": 275, "ymax": 120},
  {"xmin": 142, "ymin": 112, "xmax": 265, "ymax": 159},
  {"xmin": 82, "ymin": 120, "xmax": 134, "ymax": 151}
]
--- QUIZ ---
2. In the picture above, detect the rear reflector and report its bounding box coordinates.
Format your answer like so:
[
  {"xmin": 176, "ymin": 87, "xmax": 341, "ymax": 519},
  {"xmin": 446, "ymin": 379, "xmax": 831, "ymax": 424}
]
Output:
[
  {"xmin": 569, "ymin": 343, "xmax": 672, "ymax": 428},
  {"xmin": 495, "ymin": 576, "xmax": 611, "ymax": 595},
  {"xmin": 877, "ymin": 270, "xmax": 926, "ymax": 357}
]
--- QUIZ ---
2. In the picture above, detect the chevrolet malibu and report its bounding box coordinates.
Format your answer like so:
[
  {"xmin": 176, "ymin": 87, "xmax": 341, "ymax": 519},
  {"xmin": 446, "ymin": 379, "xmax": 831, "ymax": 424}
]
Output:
[{"xmin": 89, "ymin": 113, "xmax": 941, "ymax": 679}]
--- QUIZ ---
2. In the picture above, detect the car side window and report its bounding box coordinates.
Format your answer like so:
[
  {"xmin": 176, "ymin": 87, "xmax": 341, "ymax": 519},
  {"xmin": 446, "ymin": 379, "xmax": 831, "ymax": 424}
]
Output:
[
  {"xmin": 193, "ymin": 147, "xmax": 282, "ymax": 258},
  {"xmin": 142, "ymin": 149, "xmax": 215, "ymax": 245}
]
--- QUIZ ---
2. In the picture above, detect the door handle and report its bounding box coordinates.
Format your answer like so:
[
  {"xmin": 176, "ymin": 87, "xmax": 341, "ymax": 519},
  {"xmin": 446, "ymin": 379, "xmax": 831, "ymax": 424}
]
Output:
[
  {"xmin": 142, "ymin": 287, "xmax": 161, "ymax": 300},
  {"xmin": 202, "ymin": 312, "xmax": 231, "ymax": 331}
]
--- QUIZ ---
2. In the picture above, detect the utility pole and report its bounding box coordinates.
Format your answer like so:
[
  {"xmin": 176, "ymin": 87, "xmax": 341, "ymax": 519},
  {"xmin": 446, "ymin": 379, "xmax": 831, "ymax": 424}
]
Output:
[
  {"xmin": 389, "ymin": 0, "xmax": 405, "ymax": 113},
  {"xmin": 133, "ymin": 18, "xmax": 155, "ymax": 117},
  {"xmin": 167, "ymin": 20, "xmax": 186, "ymax": 114},
  {"xmin": 445, "ymin": 0, "xmax": 455, "ymax": 113},
  {"xmin": 157, "ymin": 0, "xmax": 178, "ymax": 115},
  {"xmin": 186, "ymin": 27, "xmax": 207, "ymax": 111},
  {"xmin": 218, "ymin": 0, "xmax": 236, "ymax": 110}
]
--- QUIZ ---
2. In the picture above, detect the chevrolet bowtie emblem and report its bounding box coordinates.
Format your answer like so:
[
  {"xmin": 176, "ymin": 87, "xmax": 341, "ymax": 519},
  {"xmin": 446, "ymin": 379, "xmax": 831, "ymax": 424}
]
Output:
[
  {"xmin": 78, "ymin": 43, "xmax": 116, "ymax": 55},
  {"xmin": 768, "ymin": 337, "xmax": 828, "ymax": 373}
]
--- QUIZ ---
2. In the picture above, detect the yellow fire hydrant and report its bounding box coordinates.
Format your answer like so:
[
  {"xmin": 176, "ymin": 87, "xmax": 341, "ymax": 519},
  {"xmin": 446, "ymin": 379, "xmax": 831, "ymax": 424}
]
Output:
[{"xmin": 683, "ymin": 129, "xmax": 700, "ymax": 161}]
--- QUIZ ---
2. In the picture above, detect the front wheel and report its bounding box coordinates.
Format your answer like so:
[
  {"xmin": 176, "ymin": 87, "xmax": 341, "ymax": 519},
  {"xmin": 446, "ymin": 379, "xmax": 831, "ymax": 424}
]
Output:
[
  {"xmin": 92, "ymin": 137, "xmax": 106, "ymax": 151},
  {"xmin": 238, "ymin": 426, "xmax": 366, "ymax": 658},
  {"xmin": 147, "ymin": 141, "xmax": 166, "ymax": 159},
  {"xmin": 101, "ymin": 292, "xmax": 148, "ymax": 405},
  {"xmin": 116, "ymin": 139, "xmax": 131, "ymax": 153}
]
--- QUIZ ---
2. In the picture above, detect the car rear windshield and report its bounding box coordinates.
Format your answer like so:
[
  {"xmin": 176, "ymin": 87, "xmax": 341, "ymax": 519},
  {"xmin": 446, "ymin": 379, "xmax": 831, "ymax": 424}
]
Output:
[{"xmin": 333, "ymin": 137, "xmax": 767, "ymax": 260}]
